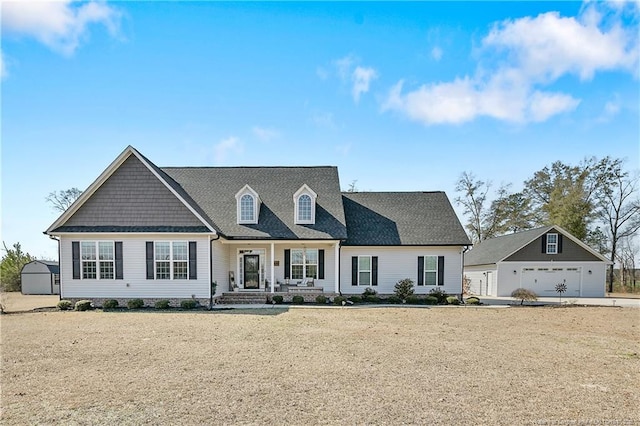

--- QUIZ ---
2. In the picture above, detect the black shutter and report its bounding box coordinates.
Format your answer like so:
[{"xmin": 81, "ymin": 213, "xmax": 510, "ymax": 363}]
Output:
[
  {"xmin": 189, "ymin": 241, "xmax": 197, "ymax": 280},
  {"xmin": 352, "ymin": 256, "xmax": 358, "ymax": 286},
  {"xmin": 372, "ymin": 256, "xmax": 378, "ymax": 286},
  {"xmin": 558, "ymin": 235, "xmax": 563, "ymax": 253},
  {"xmin": 72, "ymin": 241, "xmax": 80, "ymax": 280},
  {"xmin": 115, "ymin": 242, "xmax": 123, "ymax": 280},
  {"xmin": 417, "ymin": 256, "xmax": 424, "ymax": 286},
  {"xmin": 146, "ymin": 242, "xmax": 154, "ymax": 280},
  {"xmin": 284, "ymin": 249, "xmax": 290, "ymax": 279},
  {"xmin": 541, "ymin": 234, "xmax": 547, "ymax": 253},
  {"xmin": 437, "ymin": 256, "xmax": 445, "ymax": 286},
  {"xmin": 318, "ymin": 249, "xmax": 325, "ymax": 280}
]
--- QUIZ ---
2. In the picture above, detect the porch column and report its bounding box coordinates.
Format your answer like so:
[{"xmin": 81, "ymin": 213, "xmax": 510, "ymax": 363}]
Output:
[
  {"xmin": 334, "ymin": 242, "xmax": 340, "ymax": 293},
  {"xmin": 270, "ymin": 242, "xmax": 275, "ymax": 293}
]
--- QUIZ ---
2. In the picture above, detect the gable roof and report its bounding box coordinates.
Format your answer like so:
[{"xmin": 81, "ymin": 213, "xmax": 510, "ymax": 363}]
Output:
[
  {"xmin": 342, "ymin": 192, "xmax": 471, "ymax": 246},
  {"xmin": 162, "ymin": 166, "xmax": 347, "ymax": 240},
  {"xmin": 46, "ymin": 147, "xmax": 216, "ymax": 234},
  {"xmin": 464, "ymin": 225, "xmax": 610, "ymax": 265}
]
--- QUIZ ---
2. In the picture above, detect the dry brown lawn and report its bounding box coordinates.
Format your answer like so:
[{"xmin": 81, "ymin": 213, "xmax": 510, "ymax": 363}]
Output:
[{"xmin": 1, "ymin": 304, "xmax": 639, "ymax": 425}]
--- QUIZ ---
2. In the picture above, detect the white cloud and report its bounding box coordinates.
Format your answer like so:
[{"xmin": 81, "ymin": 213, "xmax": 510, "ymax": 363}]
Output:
[
  {"xmin": 431, "ymin": 46, "xmax": 443, "ymax": 61},
  {"xmin": 383, "ymin": 3, "xmax": 638, "ymax": 125},
  {"xmin": 352, "ymin": 66, "xmax": 378, "ymax": 103},
  {"xmin": 597, "ymin": 95, "xmax": 622, "ymax": 122},
  {"xmin": 213, "ymin": 137, "xmax": 242, "ymax": 164},
  {"xmin": 252, "ymin": 126, "xmax": 280, "ymax": 142},
  {"xmin": 311, "ymin": 111, "xmax": 336, "ymax": 129},
  {"xmin": 334, "ymin": 54, "xmax": 356, "ymax": 81},
  {"xmin": 0, "ymin": 49, "xmax": 7, "ymax": 80},
  {"xmin": 2, "ymin": 1, "xmax": 121, "ymax": 56}
]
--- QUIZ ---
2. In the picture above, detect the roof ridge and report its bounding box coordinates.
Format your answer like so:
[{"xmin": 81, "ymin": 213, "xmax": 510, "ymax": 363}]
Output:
[{"xmin": 161, "ymin": 165, "xmax": 337, "ymax": 170}]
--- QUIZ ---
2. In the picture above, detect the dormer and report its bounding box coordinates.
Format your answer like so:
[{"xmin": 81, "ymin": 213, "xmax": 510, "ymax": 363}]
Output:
[
  {"xmin": 235, "ymin": 185, "xmax": 260, "ymax": 224},
  {"xmin": 293, "ymin": 184, "xmax": 317, "ymax": 225}
]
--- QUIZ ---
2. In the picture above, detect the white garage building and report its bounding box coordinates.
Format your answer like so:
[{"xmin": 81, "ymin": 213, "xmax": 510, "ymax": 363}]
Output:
[
  {"xmin": 21, "ymin": 260, "xmax": 60, "ymax": 295},
  {"xmin": 464, "ymin": 226, "xmax": 610, "ymax": 298}
]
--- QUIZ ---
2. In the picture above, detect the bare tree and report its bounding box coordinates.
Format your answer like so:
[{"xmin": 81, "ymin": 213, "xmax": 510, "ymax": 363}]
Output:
[
  {"xmin": 455, "ymin": 172, "xmax": 491, "ymax": 243},
  {"xmin": 46, "ymin": 188, "xmax": 83, "ymax": 213}
]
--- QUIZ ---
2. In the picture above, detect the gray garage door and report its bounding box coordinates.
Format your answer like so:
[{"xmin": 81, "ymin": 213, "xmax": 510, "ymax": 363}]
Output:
[{"xmin": 521, "ymin": 267, "xmax": 581, "ymax": 297}]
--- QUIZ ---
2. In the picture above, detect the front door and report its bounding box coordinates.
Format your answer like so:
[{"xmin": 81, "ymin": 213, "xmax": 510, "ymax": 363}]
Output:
[{"xmin": 243, "ymin": 255, "xmax": 260, "ymax": 289}]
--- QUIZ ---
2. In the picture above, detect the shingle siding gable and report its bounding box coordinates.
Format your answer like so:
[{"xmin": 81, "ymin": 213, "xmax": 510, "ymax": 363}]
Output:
[
  {"xmin": 504, "ymin": 232, "xmax": 602, "ymax": 262},
  {"xmin": 63, "ymin": 155, "xmax": 205, "ymax": 228}
]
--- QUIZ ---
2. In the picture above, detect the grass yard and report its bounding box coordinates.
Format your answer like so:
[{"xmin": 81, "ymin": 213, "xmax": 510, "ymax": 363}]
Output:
[{"xmin": 1, "ymin": 306, "xmax": 639, "ymax": 425}]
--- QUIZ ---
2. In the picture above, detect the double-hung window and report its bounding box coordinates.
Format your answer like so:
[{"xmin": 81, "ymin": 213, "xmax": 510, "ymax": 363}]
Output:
[
  {"xmin": 424, "ymin": 256, "xmax": 437, "ymax": 285},
  {"xmin": 154, "ymin": 242, "xmax": 188, "ymax": 280},
  {"xmin": 290, "ymin": 249, "xmax": 318, "ymax": 280},
  {"xmin": 358, "ymin": 256, "xmax": 371, "ymax": 286},
  {"xmin": 546, "ymin": 233, "xmax": 558, "ymax": 254},
  {"xmin": 80, "ymin": 241, "xmax": 114, "ymax": 279}
]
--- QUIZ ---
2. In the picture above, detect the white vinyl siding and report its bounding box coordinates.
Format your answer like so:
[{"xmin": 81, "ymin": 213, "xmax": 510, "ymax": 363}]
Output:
[
  {"xmin": 60, "ymin": 235, "xmax": 210, "ymax": 299},
  {"xmin": 340, "ymin": 246, "xmax": 464, "ymax": 295}
]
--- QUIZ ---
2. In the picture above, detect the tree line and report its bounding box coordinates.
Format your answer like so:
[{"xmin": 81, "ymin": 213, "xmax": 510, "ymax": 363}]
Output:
[{"xmin": 455, "ymin": 157, "xmax": 640, "ymax": 292}]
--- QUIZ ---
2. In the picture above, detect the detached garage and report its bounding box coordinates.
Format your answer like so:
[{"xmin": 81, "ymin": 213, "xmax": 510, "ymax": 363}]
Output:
[
  {"xmin": 464, "ymin": 226, "xmax": 610, "ymax": 298},
  {"xmin": 21, "ymin": 260, "xmax": 60, "ymax": 295}
]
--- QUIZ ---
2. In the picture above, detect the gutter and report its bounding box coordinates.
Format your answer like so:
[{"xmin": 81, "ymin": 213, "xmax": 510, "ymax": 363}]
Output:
[
  {"xmin": 461, "ymin": 245, "xmax": 471, "ymax": 297},
  {"xmin": 209, "ymin": 233, "xmax": 221, "ymax": 309},
  {"xmin": 48, "ymin": 235, "xmax": 61, "ymax": 301}
]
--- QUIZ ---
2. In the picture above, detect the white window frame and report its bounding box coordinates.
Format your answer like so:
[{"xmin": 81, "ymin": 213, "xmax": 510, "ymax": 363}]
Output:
[
  {"xmin": 357, "ymin": 255, "xmax": 372, "ymax": 286},
  {"xmin": 240, "ymin": 194, "xmax": 255, "ymax": 222},
  {"xmin": 424, "ymin": 255, "xmax": 438, "ymax": 286},
  {"xmin": 297, "ymin": 194, "xmax": 313, "ymax": 223},
  {"xmin": 293, "ymin": 184, "xmax": 317, "ymax": 225},
  {"xmin": 154, "ymin": 241, "xmax": 189, "ymax": 280},
  {"xmin": 235, "ymin": 185, "xmax": 260, "ymax": 224},
  {"xmin": 546, "ymin": 233, "xmax": 558, "ymax": 254},
  {"xmin": 290, "ymin": 249, "xmax": 318, "ymax": 280},
  {"xmin": 80, "ymin": 241, "xmax": 114, "ymax": 280}
]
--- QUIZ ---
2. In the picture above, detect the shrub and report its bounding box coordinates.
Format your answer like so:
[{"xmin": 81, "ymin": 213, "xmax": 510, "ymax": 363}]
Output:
[
  {"xmin": 385, "ymin": 295, "xmax": 402, "ymax": 304},
  {"xmin": 315, "ymin": 295, "xmax": 327, "ymax": 304},
  {"xmin": 180, "ymin": 299, "xmax": 198, "ymax": 310},
  {"xmin": 362, "ymin": 287, "xmax": 378, "ymax": 297},
  {"xmin": 127, "ymin": 298, "xmax": 144, "ymax": 309},
  {"xmin": 429, "ymin": 288, "xmax": 448, "ymax": 304},
  {"xmin": 333, "ymin": 296, "xmax": 347, "ymax": 306},
  {"xmin": 446, "ymin": 296, "xmax": 460, "ymax": 305},
  {"xmin": 511, "ymin": 288, "xmax": 538, "ymax": 305},
  {"xmin": 155, "ymin": 299, "xmax": 171, "ymax": 309},
  {"xmin": 405, "ymin": 295, "xmax": 421, "ymax": 305},
  {"xmin": 347, "ymin": 295, "xmax": 362, "ymax": 303},
  {"xmin": 465, "ymin": 297, "xmax": 480, "ymax": 305},
  {"xmin": 272, "ymin": 295, "xmax": 284, "ymax": 304},
  {"xmin": 363, "ymin": 295, "xmax": 381, "ymax": 303},
  {"xmin": 57, "ymin": 300, "xmax": 72, "ymax": 311},
  {"xmin": 424, "ymin": 296, "xmax": 438, "ymax": 305},
  {"xmin": 74, "ymin": 300, "xmax": 93, "ymax": 311},
  {"xmin": 291, "ymin": 295, "xmax": 305, "ymax": 305},
  {"xmin": 394, "ymin": 278, "xmax": 415, "ymax": 300},
  {"xmin": 102, "ymin": 299, "xmax": 119, "ymax": 310}
]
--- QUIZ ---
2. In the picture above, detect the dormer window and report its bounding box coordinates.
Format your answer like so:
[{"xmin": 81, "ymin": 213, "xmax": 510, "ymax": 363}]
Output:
[
  {"xmin": 294, "ymin": 184, "xmax": 317, "ymax": 225},
  {"xmin": 235, "ymin": 185, "xmax": 260, "ymax": 224},
  {"xmin": 546, "ymin": 233, "xmax": 558, "ymax": 254}
]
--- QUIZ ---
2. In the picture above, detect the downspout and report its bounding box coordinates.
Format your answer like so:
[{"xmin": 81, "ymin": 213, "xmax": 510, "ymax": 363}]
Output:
[
  {"xmin": 209, "ymin": 233, "xmax": 220, "ymax": 309},
  {"xmin": 48, "ymin": 235, "xmax": 61, "ymax": 301},
  {"xmin": 461, "ymin": 245, "xmax": 470, "ymax": 298}
]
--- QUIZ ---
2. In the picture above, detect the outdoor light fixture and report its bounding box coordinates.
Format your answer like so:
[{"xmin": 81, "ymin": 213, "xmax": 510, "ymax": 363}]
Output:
[
  {"xmin": 513, "ymin": 270, "xmax": 517, "ymax": 274},
  {"xmin": 588, "ymin": 270, "xmax": 592, "ymax": 274}
]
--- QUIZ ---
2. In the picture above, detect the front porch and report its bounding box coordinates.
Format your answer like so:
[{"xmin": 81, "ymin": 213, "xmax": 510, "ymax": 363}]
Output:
[{"xmin": 216, "ymin": 290, "xmax": 338, "ymax": 304}]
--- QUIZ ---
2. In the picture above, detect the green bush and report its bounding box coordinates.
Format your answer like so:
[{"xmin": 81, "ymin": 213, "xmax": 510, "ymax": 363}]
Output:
[
  {"xmin": 511, "ymin": 288, "xmax": 538, "ymax": 305},
  {"xmin": 405, "ymin": 295, "xmax": 421, "ymax": 305},
  {"xmin": 465, "ymin": 297, "xmax": 480, "ymax": 305},
  {"xmin": 74, "ymin": 300, "xmax": 93, "ymax": 311},
  {"xmin": 347, "ymin": 295, "xmax": 362, "ymax": 303},
  {"xmin": 333, "ymin": 296, "xmax": 347, "ymax": 305},
  {"xmin": 429, "ymin": 288, "xmax": 448, "ymax": 304},
  {"xmin": 315, "ymin": 295, "xmax": 327, "ymax": 304},
  {"xmin": 446, "ymin": 296, "xmax": 460, "ymax": 305},
  {"xmin": 272, "ymin": 295, "xmax": 284, "ymax": 304},
  {"xmin": 180, "ymin": 299, "xmax": 198, "ymax": 310},
  {"xmin": 57, "ymin": 300, "xmax": 72, "ymax": 311},
  {"xmin": 385, "ymin": 295, "xmax": 402, "ymax": 304},
  {"xmin": 362, "ymin": 287, "xmax": 377, "ymax": 297},
  {"xmin": 291, "ymin": 295, "xmax": 305, "ymax": 305},
  {"xmin": 424, "ymin": 296, "xmax": 438, "ymax": 305},
  {"xmin": 127, "ymin": 298, "xmax": 144, "ymax": 309},
  {"xmin": 394, "ymin": 278, "xmax": 415, "ymax": 300},
  {"xmin": 102, "ymin": 299, "xmax": 119, "ymax": 310},
  {"xmin": 363, "ymin": 295, "xmax": 381, "ymax": 303},
  {"xmin": 155, "ymin": 299, "xmax": 171, "ymax": 309}
]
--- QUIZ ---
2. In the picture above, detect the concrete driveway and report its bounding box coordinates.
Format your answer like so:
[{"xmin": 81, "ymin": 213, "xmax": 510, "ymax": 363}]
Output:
[{"xmin": 476, "ymin": 295, "xmax": 640, "ymax": 308}]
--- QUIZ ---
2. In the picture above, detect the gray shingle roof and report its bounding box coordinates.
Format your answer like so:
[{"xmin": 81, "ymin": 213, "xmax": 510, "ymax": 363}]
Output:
[
  {"xmin": 341, "ymin": 192, "xmax": 471, "ymax": 246},
  {"xmin": 162, "ymin": 167, "xmax": 348, "ymax": 240},
  {"xmin": 463, "ymin": 226, "xmax": 553, "ymax": 265},
  {"xmin": 54, "ymin": 226, "xmax": 211, "ymax": 233}
]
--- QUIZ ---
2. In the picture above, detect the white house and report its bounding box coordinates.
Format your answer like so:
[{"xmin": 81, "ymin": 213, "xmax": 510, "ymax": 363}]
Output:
[
  {"xmin": 46, "ymin": 146, "xmax": 471, "ymax": 305},
  {"xmin": 464, "ymin": 226, "xmax": 610, "ymax": 298}
]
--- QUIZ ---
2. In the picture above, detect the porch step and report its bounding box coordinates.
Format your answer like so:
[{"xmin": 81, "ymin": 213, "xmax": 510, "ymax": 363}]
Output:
[{"xmin": 216, "ymin": 292, "xmax": 278, "ymax": 305}]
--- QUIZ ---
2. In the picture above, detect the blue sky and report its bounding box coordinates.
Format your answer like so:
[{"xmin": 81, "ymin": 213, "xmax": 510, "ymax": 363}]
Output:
[{"xmin": 2, "ymin": 1, "xmax": 639, "ymax": 259}]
